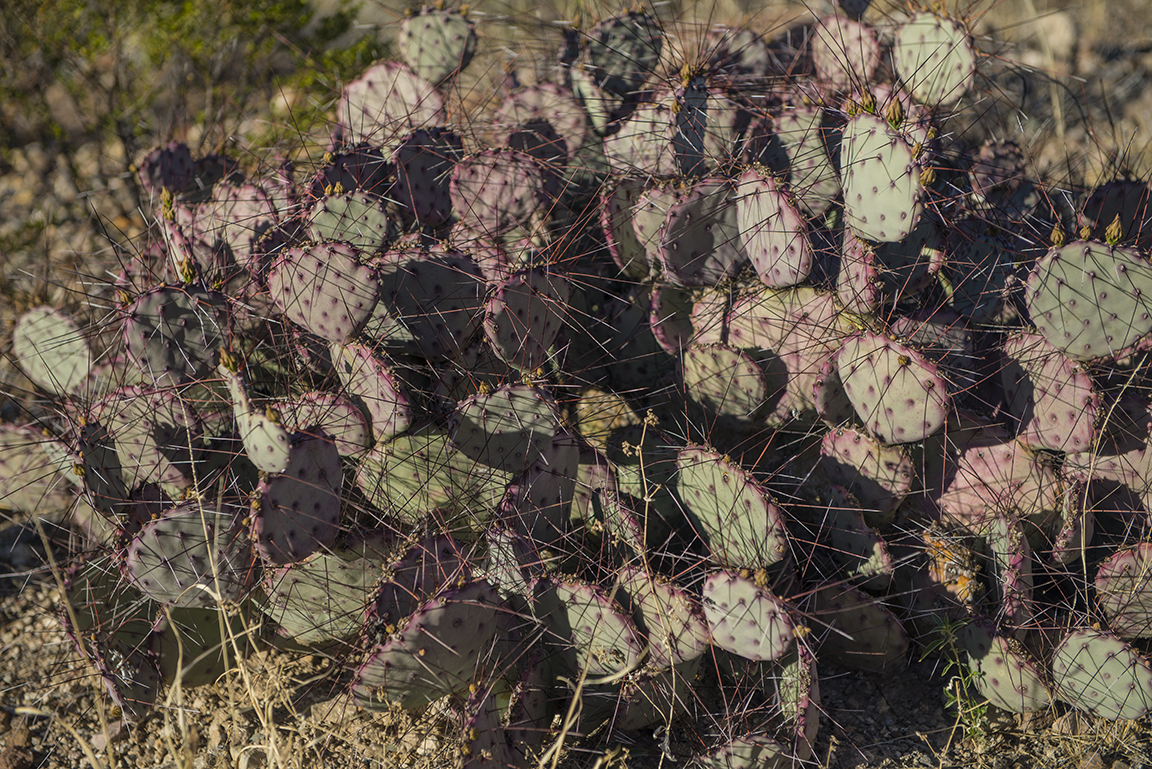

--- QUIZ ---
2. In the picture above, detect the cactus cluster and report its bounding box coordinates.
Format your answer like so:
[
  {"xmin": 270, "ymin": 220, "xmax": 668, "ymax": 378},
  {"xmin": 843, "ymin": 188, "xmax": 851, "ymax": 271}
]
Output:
[{"xmin": 9, "ymin": 2, "xmax": 1152, "ymax": 764}]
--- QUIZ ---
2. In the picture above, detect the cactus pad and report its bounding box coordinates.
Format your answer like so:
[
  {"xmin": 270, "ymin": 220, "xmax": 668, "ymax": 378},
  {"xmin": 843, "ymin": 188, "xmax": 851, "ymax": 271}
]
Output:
[
  {"xmin": 676, "ymin": 447, "xmax": 788, "ymax": 569},
  {"xmin": 124, "ymin": 501, "xmax": 251, "ymax": 608},
  {"xmin": 253, "ymin": 436, "xmax": 343, "ymax": 565},
  {"xmin": 352, "ymin": 580, "xmax": 501, "ymax": 710},
  {"xmin": 1025, "ymin": 240, "xmax": 1152, "ymax": 362},
  {"xmin": 268, "ymin": 241, "xmax": 379, "ymax": 345},
  {"xmin": 837, "ymin": 331, "xmax": 950, "ymax": 444},
  {"xmin": 13, "ymin": 306, "xmax": 91, "ymax": 396},
  {"xmin": 703, "ymin": 569, "xmax": 795, "ymax": 662}
]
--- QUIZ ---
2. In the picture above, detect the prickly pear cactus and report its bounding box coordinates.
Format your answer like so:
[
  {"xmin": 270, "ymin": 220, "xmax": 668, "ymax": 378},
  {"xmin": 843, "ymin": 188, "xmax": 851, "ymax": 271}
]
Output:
[{"xmin": 14, "ymin": 5, "xmax": 1152, "ymax": 764}]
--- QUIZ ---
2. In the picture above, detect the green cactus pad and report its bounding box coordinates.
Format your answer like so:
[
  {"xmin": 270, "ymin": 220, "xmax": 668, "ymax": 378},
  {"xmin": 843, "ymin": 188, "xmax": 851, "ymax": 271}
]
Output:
[
  {"xmin": 615, "ymin": 565, "xmax": 709, "ymax": 668},
  {"xmin": 533, "ymin": 576, "xmax": 647, "ymax": 678},
  {"xmin": 122, "ymin": 285, "xmax": 227, "ymax": 385},
  {"xmin": 838, "ymin": 330, "xmax": 950, "ymax": 444},
  {"xmin": 1025, "ymin": 240, "xmax": 1152, "ymax": 362},
  {"xmin": 681, "ymin": 344, "xmax": 780, "ymax": 427},
  {"xmin": 841, "ymin": 111, "xmax": 924, "ymax": 244},
  {"xmin": 398, "ymin": 5, "xmax": 476, "ymax": 86},
  {"xmin": 352, "ymin": 580, "xmax": 501, "ymax": 710},
  {"xmin": 124, "ymin": 501, "xmax": 252, "ymax": 608},
  {"xmin": 307, "ymin": 191, "xmax": 392, "ymax": 252},
  {"xmin": 265, "ymin": 546, "xmax": 385, "ymax": 646},
  {"xmin": 1053, "ymin": 627, "xmax": 1152, "ymax": 720},
  {"xmin": 811, "ymin": 15, "xmax": 881, "ymax": 92},
  {"xmin": 356, "ymin": 428, "xmax": 510, "ymax": 528},
  {"xmin": 0, "ymin": 424, "xmax": 76, "ymax": 514},
  {"xmin": 812, "ymin": 583, "xmax": 907, "ymax": 674},
  {"xmin": 450, "ymin": 384, "xmax": 560, "ymax": 475},
  {"xmin": 893, "ymin": 12, "xmax": 976, "ymax": 107},
  {"xmin": 63, "ymin": 555, "xmax": 163, "ymax": 719},
  {"xmin": 676, "ymin": 446, "xmax": 788, "ymax": 568},
  {"xmin": 703, "ymin": 569, "xmax": 795, "ymax": 662},
  {"xmin": 769, "ymin": 107, "xmax": 841, "ymax": 216},
  {"xmin": 688, "ymin": 734, "xmax": 791, "ymax": 769},
  {"xmin": 253, "ymin": 435, "xmax": 343, "ymax": 565},
  {"xmin": 1096, "ymin": 543, "xmax": 1152, "ymax": 639},
  {"xmin": 820, "ymin": 426, "xmax": 915, "ymax": 525},
  {"xmin": 220, "ymin": 363, "xmax": 292, "ymax": 474},
  {"xmin": 13, "ymin": 306, "xmax": 92, "ymax": 396},
  {"xmin": 103, "ymin": 386, "xmax": 204, "ymax": 493},
  {"xmin": 962, "ymin": 617, "xmax": 1051, "ymax": 713}
]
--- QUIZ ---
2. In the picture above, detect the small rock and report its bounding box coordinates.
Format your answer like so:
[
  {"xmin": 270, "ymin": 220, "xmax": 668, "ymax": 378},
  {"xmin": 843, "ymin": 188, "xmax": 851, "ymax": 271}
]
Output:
[
  {"xmin": 6, "ymin": 720, "xmax": 30, "ymax": 749},
  {"xmin": 72, "ymin": 143, "xmax": 102, "ymax": 184},
  {"xmin": 1112, "ymin": 761, "xmax": 1131, "ymax": 769},
  {"xmin": 51, "ymin": 167, "xmax": 78, "ymax": 200},
  {"xmin": 237, "ymin": 747, "xmax": 267, "ymax": 769},
  {"xmin": 1034, "ymin": 10, "xmax": 1077, "ymax": 62},
  {"xmin": 43, "ymin": 82, "xmax": 87, "ymax": 135},
  {"xmin": 1052, "ymin": 710, "xmax": 1086, "ymax": 736},
  {"xmin": 1081, "ymin": 752, "xmax": 1106, "ymax": 769},
  {"xmin": 90, "ymin": 719, "xmax": 128, "ymax": 751},
  {"xmin": 0, "ymin": 745, "xmax": 33, "ymax": 769}
]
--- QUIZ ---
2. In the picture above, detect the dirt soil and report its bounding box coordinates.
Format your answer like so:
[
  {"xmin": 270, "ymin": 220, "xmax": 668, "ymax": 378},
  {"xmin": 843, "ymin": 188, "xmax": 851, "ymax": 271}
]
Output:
[{"xmin": 3, "ymin": 0, "xmax": 1152, "ymax": 767}]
